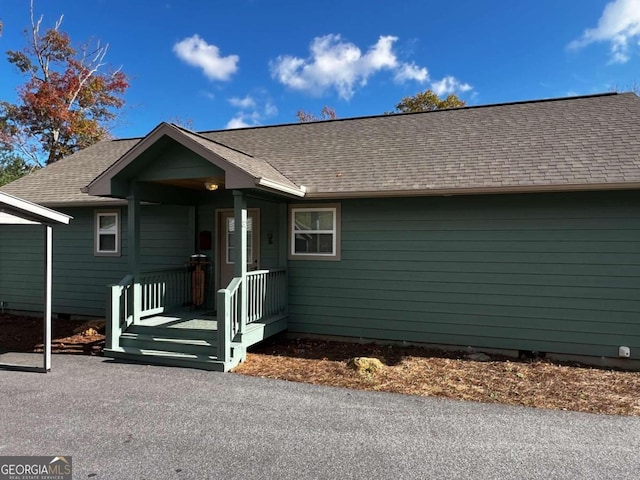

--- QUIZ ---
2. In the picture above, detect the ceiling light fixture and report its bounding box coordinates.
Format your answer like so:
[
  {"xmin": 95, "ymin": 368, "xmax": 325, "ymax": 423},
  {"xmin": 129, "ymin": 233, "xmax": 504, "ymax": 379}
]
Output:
[{"xmin": 204, "ymin": 182, "xmax": 219, "ymax": 191}]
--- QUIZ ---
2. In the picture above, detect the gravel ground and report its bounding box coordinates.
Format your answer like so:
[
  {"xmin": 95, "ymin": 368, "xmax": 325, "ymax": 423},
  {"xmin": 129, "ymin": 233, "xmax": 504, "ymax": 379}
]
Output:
[{"xmin": 1, "ymin": 355, "xmax": 639, "ymax": 479}]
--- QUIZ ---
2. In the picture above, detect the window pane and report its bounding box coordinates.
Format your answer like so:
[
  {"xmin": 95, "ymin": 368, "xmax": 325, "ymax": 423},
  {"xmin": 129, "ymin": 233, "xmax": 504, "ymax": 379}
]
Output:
[
  {"xmin": 294, "ymin": 211, "xmax": 333, "ymax": 231},
  {"xmin": 99, "ymin": 234, "xmax": 116, "ymax": 252},
  {"xmin": 227, "ymin": 217, "xmax": 252, "ymax": 233},
  {"xmin": 294, "ymin": 233, "xmax": 333, "ymax": 254},
  {"xmin": 227, "ymin": 224, "xmax": 252, "ymax": 264},
  {"xmin": 294, "ymin": 211, "xmax": 311, "ymax": 231},
  {"xmin": 227, "ymin": 229, "xmax": 235, "ymax": 263},
  {"xmin": 99, "ymin": 215, "xmax": 116, "ymax": 230}
]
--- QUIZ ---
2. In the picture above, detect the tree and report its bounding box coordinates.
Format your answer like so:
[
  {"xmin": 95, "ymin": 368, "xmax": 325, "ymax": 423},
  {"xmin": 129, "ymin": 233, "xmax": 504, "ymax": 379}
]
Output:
[
  {"xmin": 168, "ymin": 116, "xmax": 196, "ymax": 131},
  {"xmin": 296, "ymin": 106, "xmax": 337, "ymax": 122},
  {"xmin": 391, "ymin": 89, "xmax": 465, "ymax": 113},
  {"xmin": 609, "ymin": 81, "xmax": 640, "ymax": 96},
  {"xmin": 0, "ymin": 150, "xmax": 33, "ymax": 187},
  {"xmin": 0, "ymin": 1, "xmax": 129, "ymax": 165}
]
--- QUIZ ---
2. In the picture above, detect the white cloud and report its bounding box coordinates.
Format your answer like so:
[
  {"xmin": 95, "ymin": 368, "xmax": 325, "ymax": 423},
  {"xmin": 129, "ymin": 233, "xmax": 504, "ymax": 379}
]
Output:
[
  {"xmin": 173, "ymin": 35, "xmax": 239, "ymax": 81},
  {"xmin": 568, "ymin": 0, "xmax": 640, "ymax": 63},
  {"xmin": 228, "ymin": 95, "xmax": 256, "ymax": 109},
  {"xmin": 270, "ymin": 34, "xmax": 430, "ymax": 99},
  {"xmin": 394, "ymin": 63, "xmax": 429, "ymax": 83},
  {"xmin": 226, "ymin": 116, "xmax": 251, "ymax": 129},
  {"xmin": 431, "ymin": 76, "xmax": 473, "ymax": 96},
  {"xmin": 264, "ymin": 101, "xmax": 278, "ymax": 117},
  {"xmin": 225, "ymin": 93, "xmax": 278, "ymax": 130}
]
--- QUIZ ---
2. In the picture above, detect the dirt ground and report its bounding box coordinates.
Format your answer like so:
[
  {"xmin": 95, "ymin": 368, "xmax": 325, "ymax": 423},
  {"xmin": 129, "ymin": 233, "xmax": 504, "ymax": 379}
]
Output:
[{"xmin": 2, "ymin": 314, "xmax": 638, "ymax": 416}]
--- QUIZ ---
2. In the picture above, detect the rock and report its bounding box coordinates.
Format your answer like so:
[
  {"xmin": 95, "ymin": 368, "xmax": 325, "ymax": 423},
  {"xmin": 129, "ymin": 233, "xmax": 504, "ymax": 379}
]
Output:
[
  {"xmin": 467, "ymin": 352, "xmax": 491, "ymax": 362},
  {"xmin": 82, "ymin": 328, "xmax": 99, "ymax": 337},
  {"xmin": 72, "ymin": 320, "xmax": 106, "ymax": 335},
  {"xmin": 347, "ymin": 357, "xmax": 385, "ymax": 374}
]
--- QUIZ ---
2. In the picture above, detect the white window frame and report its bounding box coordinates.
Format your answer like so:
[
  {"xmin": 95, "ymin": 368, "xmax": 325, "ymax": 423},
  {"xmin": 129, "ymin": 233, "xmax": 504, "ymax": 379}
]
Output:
[
  {"xmin": 289, "ymin": 203, "xmax": 341, "ymax": 261},
  {"xmin": 94, "ymin": 210, "xmax": 121, "ymax": 257}
]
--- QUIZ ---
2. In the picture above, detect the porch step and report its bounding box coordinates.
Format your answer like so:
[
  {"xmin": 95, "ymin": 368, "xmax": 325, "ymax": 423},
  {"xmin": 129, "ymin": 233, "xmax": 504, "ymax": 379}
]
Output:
[
  {"xmin": 120, "ymin": 332, "xmax": 217, "ymax": 356},
  {"xmin": 239, "ymin": 314, "xmax": 288, "ymax": 347},
  {"xmin": 127, "ymin": 324, "xmax": 214, "ymax": 341},
  {"xmin": 104, "ymin": 347, "xmax": 228, "ymax": 372}
]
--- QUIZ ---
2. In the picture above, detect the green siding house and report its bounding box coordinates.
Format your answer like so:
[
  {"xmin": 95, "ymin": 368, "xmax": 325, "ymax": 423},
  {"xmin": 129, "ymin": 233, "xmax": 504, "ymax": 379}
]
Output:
[{"xmin": 1, "ymin": 93, "xmax": 639, "ymax": 370}]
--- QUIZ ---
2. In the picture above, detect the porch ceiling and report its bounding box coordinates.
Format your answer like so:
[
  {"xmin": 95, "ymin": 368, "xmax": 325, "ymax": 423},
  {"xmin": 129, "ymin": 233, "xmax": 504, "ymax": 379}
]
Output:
[{"xmin": 153, "ymin": 176, "xmax": 225, "ymax": 191}]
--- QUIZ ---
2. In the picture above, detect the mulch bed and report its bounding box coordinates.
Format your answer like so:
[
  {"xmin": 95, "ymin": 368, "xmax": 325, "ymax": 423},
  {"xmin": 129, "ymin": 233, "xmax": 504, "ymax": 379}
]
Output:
[
  {"xmin": 0, "ymin": 313, "xmax": 105, "ymax": 355},
  {"xmin": 3, "ymin": 313, "xmax": 639, "ymax": 416},
  {"xmin": 234, "ymin": 336, "xmax": 640, "ymax": 417}
]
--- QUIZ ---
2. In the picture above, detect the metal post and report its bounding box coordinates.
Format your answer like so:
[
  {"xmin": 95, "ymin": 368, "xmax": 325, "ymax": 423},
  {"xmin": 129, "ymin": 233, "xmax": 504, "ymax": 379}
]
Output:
[{"xmin": 43, "ymin": 224, "xmax": 53, "ymax": 372}]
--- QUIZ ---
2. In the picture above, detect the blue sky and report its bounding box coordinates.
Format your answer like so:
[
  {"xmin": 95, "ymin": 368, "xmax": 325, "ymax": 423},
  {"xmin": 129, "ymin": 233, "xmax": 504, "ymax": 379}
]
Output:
[{"xmin": 1, "ymin": 0, "xmax": 639, "ymax": 138}]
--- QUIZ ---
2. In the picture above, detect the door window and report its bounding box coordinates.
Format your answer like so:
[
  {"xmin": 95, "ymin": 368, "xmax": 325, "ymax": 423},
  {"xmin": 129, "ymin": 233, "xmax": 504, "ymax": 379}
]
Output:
[{"xmin": 226, "ymin": 217, "xmax": 253, "ymax": 264}]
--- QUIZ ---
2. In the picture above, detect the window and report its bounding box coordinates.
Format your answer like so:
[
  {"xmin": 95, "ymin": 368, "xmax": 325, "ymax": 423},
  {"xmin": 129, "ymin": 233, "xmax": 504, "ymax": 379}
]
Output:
[
  {"xmin": 226, "ymin": 216, "xmax": 253, "ymax": 264},
  {"xmin": 290, "ymin": 204, "xmax": 340, "ymax": 260},
  {"xmin": 95, "ymin": 211, "xmax": 120, "ymax": 256}
]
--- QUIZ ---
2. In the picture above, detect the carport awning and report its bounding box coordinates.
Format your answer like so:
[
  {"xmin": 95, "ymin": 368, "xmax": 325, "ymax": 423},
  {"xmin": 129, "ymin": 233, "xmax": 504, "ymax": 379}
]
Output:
[
  {"xmin": 0, "ymin": 191, "xmax": 72, "ymax": 373},
  {"xmin": 0, "ymin": 192, "xmax": 72, "ymax": 225}
]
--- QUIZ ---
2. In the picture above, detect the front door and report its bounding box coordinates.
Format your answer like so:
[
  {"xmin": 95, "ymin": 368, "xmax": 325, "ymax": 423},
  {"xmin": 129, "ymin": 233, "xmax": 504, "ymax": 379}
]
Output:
[{"xmin": 217, "ymin": 209, "xmax": 260, "ymax": 289}]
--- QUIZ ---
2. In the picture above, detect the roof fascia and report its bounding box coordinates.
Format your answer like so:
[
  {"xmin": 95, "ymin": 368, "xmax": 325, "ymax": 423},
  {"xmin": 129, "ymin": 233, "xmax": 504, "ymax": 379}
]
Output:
[
  {"xmin": 256, "ymin": 178, "xmax": 306, "ymax": 197},
  {"xmin": 303, "ymin": 182, "xmax": 640, "ymax": 200}
]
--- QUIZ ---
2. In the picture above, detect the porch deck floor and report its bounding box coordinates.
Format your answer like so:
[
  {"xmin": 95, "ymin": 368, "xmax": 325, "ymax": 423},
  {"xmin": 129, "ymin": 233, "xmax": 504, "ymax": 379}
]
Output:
[{"xmin": 138, "ymin": 308, "xmax": 217, "ymax": 330}]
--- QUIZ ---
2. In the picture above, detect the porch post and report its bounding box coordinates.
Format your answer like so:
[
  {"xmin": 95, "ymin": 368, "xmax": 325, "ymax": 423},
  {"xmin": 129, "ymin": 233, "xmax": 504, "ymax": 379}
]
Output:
[
  {"xmin": 127, "ymin": 190, "xmax": 141, "ymax": 325},
  {"xmin": 278, "ymin": 203, "xmax": 289, "ymax": 315},
  {"xmin": 233, "ymin": 190, "xmax": 248, "ymax": 334},
  {"xmin": 278, "ymin": 203, "xmax": 288, "ymax": 269}
]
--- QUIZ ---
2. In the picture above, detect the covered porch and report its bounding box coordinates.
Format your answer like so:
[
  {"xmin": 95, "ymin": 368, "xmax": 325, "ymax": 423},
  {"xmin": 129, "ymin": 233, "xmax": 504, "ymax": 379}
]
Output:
[
  {"xmin": 105, "ymin": 267, "xmax": 288, "ymax": 371},
  {"xmin": 82, "ymin": 123, "xmax": 305, "ymax": 371}
]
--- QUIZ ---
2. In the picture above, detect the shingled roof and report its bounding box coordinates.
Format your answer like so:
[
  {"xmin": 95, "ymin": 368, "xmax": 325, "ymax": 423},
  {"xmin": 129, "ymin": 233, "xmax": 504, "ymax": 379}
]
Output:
[
  {"xmin": 0, "ymin": 139, "xmax": 139, "ymax": 206},
  {"xmin": 2, "ymin": 92, "xmax": 640, "ymax": 205}
]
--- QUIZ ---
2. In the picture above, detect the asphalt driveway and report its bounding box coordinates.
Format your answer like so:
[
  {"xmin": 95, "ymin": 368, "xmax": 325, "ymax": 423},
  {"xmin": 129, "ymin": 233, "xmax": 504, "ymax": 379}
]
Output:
[{"xmin": 1, "ymin": 356, "xmax": 638, "ymax": 479}]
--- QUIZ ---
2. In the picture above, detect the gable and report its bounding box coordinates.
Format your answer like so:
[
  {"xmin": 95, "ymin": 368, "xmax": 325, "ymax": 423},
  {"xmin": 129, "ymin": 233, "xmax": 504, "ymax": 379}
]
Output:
[
  {"xmin": 130, "ymin": 141, "xmax": 225, "ymax": 182},
  {"xmin": 84, "ymin": 123, "xmax": 304, "ymax": 200}
]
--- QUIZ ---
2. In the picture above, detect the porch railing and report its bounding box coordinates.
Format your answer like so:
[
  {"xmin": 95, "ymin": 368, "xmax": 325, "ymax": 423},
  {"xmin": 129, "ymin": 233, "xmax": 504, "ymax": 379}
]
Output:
[
  {"xmin": 246, "ymin": 269, "xmax": 287, "ymax": 322},
  {"xmin": 106, "ymin": 267, "xmax": 190, "ymax": 351},
  {"xmin": 140, "ymin": 267, "xmax": 190, "ymax": 317},
  {"xmin": 106, "ymin": 274, "xmax": 134, "ymax": 350},
  {"xmin": 217, "ymin": 268, "xmax": 287, "ymax": 365},
  {"xmin": 107, "ymin": 267, "xmax": 286, "ymax": 368}
]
